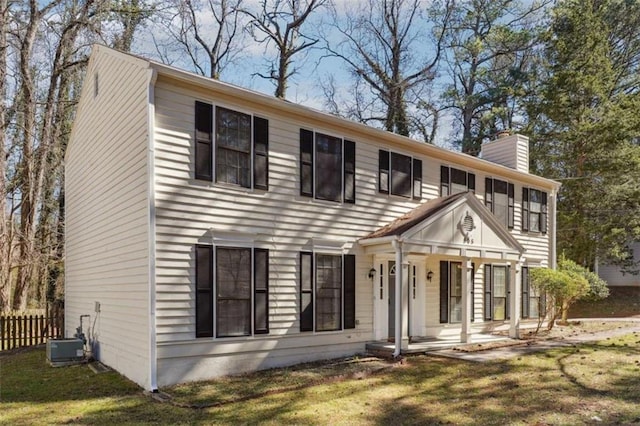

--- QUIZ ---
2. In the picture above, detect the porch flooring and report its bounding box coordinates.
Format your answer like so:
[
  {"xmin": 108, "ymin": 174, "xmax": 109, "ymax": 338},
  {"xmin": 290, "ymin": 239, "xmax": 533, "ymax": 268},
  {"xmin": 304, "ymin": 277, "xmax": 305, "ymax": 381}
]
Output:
[{"xmin": 366, "ymin": 333, "xmax": 512, "ymax": 355}]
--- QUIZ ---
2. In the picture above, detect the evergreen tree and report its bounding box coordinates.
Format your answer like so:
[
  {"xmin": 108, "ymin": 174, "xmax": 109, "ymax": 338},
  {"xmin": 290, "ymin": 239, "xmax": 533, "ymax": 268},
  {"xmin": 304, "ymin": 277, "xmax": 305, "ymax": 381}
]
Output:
[{"xmin": 527, "ymin": 0, "xmax": 640, "ymax": 271}]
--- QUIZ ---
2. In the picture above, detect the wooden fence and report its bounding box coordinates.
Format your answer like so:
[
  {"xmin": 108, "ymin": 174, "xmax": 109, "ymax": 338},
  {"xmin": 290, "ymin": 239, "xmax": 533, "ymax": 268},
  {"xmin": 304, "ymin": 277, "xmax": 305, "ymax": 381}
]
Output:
[{"xmin": 0, "ymin": 309, "xmax": 64, "ymax": 351}]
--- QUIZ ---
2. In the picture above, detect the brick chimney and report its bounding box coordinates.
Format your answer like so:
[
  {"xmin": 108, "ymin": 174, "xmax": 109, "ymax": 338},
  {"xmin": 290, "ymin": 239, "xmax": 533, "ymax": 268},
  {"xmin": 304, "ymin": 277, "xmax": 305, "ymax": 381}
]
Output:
[{"xmin": 480, "ymin": 132, "xmax": 529, "ymax": 173}]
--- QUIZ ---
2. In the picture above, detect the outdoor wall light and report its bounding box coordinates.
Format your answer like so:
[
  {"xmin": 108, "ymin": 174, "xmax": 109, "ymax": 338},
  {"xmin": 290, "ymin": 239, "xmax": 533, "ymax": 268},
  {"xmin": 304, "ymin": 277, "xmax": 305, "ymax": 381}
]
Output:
[
  {"xmin": 368, "ymin": 268, "xmax": 376, "ymax": 279},
  {"xmin": 426, "ymin": 270, "xmax": 433, "ymax": 282}
]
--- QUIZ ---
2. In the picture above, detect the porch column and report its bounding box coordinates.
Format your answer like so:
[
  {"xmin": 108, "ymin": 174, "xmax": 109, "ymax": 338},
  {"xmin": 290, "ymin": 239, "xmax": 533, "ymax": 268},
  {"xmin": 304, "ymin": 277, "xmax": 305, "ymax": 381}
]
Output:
[
  {"xmin": 460, "ymin": 258, "xmax": 472, "ymax": 343},
  {"xmin": 509, "ymin": 260, "xmax": 521, "ymax": 338},
  {"xmin": 401, "ymin": 259, "xmax": 410, "ymax": 350},
  {"xmin": 392, "ymin": 240, "xmax": 409, "ymax": 357}
]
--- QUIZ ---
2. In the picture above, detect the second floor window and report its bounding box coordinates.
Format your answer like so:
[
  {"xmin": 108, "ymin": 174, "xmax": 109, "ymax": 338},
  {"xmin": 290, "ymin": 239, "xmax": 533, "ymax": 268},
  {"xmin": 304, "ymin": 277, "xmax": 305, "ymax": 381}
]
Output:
[
  {"xmin": 522, "ymin": 188, "xmax": 547, "ymax": 234},
  {"xmin": 378, "ymin": 150, "xmax": 422, "ymax": 199},
  {"xmin": 485, "ymin": 178, "xmax": 514, "ymax": 229},
  {"xmin": 194, "ymin": 102, "xmax": 269, "ymax": 190},
  {"xmin": 300, "ymin": 129, "xmax": 356, "ymax": 203},
  {"xmin": 441, "ymin": 166, "xmax": 475, "ymax": 196}
]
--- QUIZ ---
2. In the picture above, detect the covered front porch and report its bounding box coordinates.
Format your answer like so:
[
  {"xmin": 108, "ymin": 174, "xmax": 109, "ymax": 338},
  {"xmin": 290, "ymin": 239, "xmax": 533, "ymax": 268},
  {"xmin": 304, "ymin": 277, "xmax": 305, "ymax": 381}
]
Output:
[
  {"xmin": 360, "ymin": 192, "xmax": 531, "ymax": 357},
  {"xmin": 365, "ymin": 331, "xmax": 513, "ymax": 355}
]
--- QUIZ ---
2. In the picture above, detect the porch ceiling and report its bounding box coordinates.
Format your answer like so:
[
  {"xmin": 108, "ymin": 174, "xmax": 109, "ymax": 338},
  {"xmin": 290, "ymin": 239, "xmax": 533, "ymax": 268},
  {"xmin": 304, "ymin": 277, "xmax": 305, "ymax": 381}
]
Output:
[{"xmin": 359, "ymin": 192, "xmax": 524, "ymax": 261}]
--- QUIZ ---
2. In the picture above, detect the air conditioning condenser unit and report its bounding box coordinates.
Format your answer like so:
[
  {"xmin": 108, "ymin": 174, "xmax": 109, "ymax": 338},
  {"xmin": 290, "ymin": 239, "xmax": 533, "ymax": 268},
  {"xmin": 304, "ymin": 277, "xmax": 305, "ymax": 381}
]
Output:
[{"xmin": 47, "ymin": 338, "xmax": 84, "ymax": 366}]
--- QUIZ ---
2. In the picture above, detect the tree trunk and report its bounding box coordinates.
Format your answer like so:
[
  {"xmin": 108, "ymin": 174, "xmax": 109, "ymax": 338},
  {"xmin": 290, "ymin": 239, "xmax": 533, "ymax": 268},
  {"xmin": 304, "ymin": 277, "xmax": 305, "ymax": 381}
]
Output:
[
  {"xmin": 0, "ymin": 0, "xmax": 10, "ymax": 311},
  {"xmin": 13, "ymin": 1, "xmax": 42, "ymax": 311}
]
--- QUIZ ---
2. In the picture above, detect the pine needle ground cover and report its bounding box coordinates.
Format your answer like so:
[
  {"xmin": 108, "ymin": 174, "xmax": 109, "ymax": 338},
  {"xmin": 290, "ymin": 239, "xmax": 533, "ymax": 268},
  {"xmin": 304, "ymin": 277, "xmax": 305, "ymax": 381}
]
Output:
[{"xmin": 2, "ymin": 330, "xmax": 640, "ymax": 425}]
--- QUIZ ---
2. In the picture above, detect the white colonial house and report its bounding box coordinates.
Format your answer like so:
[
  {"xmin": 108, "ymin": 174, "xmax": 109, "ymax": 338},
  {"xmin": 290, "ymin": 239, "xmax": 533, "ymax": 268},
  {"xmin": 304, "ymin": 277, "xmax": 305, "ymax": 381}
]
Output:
[{"xmin": 65, "ymin": 45, "xmax": 561, "ymax": 390}]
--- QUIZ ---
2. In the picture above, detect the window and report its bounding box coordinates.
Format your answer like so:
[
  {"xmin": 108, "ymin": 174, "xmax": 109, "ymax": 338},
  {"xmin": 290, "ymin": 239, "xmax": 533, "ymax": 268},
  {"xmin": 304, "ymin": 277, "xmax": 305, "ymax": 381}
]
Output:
[
  {"xmin": 440, "ymin": 166, "xmax": 475, "ymax": 196},
  {"xmin": 484, "ymin": 264, "xmax": 510, "ymax": 321},
  {"xmin": 485, "ymin": 178, "xmax": 515, "ymax": 228},
  {"xmin": 378, "ymin": 150, "xmax": 422, "ymax": 199},
  {"xmin": 194, "ymin": 102, "xmax": 269, "ymax": 190},
  {"xmin": 522, "ymin": 188, "xmax": 547, "ymax": 233},
  {"xmin": 194, "ymin": 245, "xmax": 269, "ymax": 338},
  {"xmin": 450, "ymin": 262, "xmax": 462, "ymax": 323},
  {"xmin": 521, "ymin": 266, "xmax": 545, "ymax": 319},
  {"xmin": 439, "ymin": 261, "xmax": 475, "ymax": 324},
  {"xmin": 300, "ymin": 129, "xmax": 355, "ymax": 203},
  {"xmin": 300, "ymin": 252, "xmax": 356, "ymax": 332}
]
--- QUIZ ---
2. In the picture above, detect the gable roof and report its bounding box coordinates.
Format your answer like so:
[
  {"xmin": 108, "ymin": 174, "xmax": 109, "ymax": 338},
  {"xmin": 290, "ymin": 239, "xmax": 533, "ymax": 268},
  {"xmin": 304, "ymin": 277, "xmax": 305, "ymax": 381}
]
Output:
[
  {"xmin": 361, "ymin": 192, "xmax": 468, "ymax": 240},
  {"xmin": 360, "ymin": 192, "xmax": 525, "ymax": 255}
]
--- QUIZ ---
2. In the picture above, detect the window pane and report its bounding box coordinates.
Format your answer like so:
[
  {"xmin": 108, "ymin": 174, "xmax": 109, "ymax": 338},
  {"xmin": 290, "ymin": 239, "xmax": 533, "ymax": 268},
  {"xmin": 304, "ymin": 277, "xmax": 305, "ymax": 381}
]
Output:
[
  {"xmin": 493, "ymin": 267, "xmax": 506, "ymax": 297},
  {"xmin": 450, "ymin": 297, "xmax": 462, "ymax": 323},
  {"xmin": 529, "ymin": 296, "xmax": 540, "ymax": 318},
  {"xmin": 217, "ymin": 299, "xmax": 251, "ymax": 336},
  {"xmin": 493, "ymin": 298, "xmax": 506, "ymax": 321},
  {"xmin": 216, "ymin": 107, "xmax": 251, "ymax": 151},
  {"xmin": 315, "ymin": 134, "xmax": 342, "ymax": 201},
  {"xmin": 316, "ymin": 254, "xmax": 342, "ymax": 331},
  {"xmin": 450, "ymin": 263, "xmax": 462, "ymax": 297},
  {"xmin": 494, "ymin": 191, "xmax": 508, "ymax": 226},
  {"xmin": 390, "ymin": 152, "xmax": 411, "ymax": 197},
  {"xmin": 216, "ymin": 248, "xmax": 251, "ymax": 298},
  {"xmin": 530, "ymin": 213, "xmax": 540, "ymax": 232}
]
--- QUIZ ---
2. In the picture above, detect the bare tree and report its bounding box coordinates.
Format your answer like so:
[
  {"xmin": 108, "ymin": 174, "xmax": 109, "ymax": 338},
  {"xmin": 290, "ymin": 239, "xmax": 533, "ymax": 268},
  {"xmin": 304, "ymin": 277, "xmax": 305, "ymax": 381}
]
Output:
[
  {"xmin": 111, "ymin": 0, "xmax": 155, "ymax": 51},
  {"xmin": 4, "ymin": 0, "xmax": 152, "ymax": 311},
  {"xmin": 243, "ymin": 0, "xmax": 326, "ymax": 98},
  {"xmin": 158, "ymin": 0, "xmax": 244, "ymax": 79},
  {"xmin": 0, "ymin": 0, "xmax": 10, "ymax": 310},
  {"xmin": 324, "ymin": 0, "xmax": 453, "ymax": 138}
]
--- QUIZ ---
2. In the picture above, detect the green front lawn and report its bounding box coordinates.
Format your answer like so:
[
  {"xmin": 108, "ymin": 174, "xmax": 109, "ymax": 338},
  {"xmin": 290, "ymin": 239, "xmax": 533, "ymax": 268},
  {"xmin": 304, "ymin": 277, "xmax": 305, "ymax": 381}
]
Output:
[{"xmin": 2, "ymin": 332, "xmax": 640, "ymax": 425}]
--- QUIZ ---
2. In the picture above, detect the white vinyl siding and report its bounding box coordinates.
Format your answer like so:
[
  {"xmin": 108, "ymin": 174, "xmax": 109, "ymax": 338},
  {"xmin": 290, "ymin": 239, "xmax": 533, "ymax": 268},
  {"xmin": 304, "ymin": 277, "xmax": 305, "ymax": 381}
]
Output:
[{"xmin": 65, "ymin": 47, "xmax": 152, "ymax": 389}]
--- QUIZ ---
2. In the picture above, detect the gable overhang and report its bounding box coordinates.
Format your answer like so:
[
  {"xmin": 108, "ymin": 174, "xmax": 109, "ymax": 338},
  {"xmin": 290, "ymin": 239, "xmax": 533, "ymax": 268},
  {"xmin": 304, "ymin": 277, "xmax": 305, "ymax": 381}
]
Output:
[{"xmin": 359, "ymin": 193, "xmax": 525, "ymax": 261}]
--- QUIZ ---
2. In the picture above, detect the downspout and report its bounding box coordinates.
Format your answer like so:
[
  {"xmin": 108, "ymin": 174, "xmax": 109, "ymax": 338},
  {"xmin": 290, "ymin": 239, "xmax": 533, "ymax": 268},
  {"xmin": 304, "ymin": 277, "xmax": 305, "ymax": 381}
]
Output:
[
  {"xmin": 147, "ymin": 67, "xmax": 158, "ymax": 392},
  {"xmin": 393, "ymin": 238, "xmax": 402, "ymax": 358},
  {"xmin": 550, "ymin": 188, "xmax": 558, "ymax": 270}
]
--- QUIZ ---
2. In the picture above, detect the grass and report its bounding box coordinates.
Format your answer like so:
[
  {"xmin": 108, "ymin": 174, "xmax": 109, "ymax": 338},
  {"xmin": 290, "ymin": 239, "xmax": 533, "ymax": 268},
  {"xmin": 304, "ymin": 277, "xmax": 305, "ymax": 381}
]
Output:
[
  {"xmin": 2, "ymin": 328, "xmax": 640, "ymax": 425},
  {"xmin": 570, "ymin": 286, "xmax": 640, "ymax": 319}
]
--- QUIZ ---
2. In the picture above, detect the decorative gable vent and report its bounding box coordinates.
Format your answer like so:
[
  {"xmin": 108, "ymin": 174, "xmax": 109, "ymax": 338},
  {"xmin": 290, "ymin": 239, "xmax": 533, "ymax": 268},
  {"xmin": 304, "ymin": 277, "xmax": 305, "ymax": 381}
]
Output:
[{"xmin": 480, "ymin": 132, "xmax": 529, "ymax": 173}]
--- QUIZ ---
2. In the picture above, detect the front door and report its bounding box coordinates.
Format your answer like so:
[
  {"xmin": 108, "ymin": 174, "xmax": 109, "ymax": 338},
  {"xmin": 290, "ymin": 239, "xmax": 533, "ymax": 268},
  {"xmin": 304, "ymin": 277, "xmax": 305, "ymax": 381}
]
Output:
[{"xmin": 387, "ymin": 261, "xmax": 396, "ymax": 340}]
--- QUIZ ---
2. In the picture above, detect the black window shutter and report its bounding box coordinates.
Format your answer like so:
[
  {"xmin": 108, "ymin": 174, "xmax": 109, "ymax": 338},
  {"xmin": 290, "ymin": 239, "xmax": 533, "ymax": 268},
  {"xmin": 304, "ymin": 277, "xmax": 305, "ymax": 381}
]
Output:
[
  {"xmin": 522, "ymin": 188, "xmax": 529, "ymax": 231},
  {"xmin": 485, "ymin": 178, "xmax": 493, "ymax": 211},
  {"xmin": 253, "ymin": 117, "xmax": 269, "ymax": 190},
  {"xmin": 484, "ymin": 264, "xmax": 492, "ymax": 321},
  {"xmin": 508, "ymin": 183, "xmax": 515, "ymax": 229},
  {"xmin": 468, "ymin": 173, "xmax": 476, "ymax": 192},
  {"xmin": 195, "ymin": 101, "xmax": 213, "ymax": 180},
  {"xmin": 440, "ymin": 166, "xmax": 450, "ymax": 196},
  {"xmin": 379, "ymin": 150, "xmax": 390, "ymax": 194},
  {"xmin": 439, "ymin": 261, "xmax": 449, "ymax": 323},
  {"xmin": 300, "ymin": 252, "xmax": 314, "ymax": 331},
  {"xmin": 300, "ymin": 129, "xmax": 314, "ymax": 197},
  {"xmin": 343, "ymin": 254, "xmax": 356, "ymax": 329},
  {"xmin": 521, "ymin": 266, "xmax": 529, "ymax": 319},
  {"xmin": 412, "ymin": 158, "xmax": 422, "ymax": 200},
  {"xmin": 344, "ymin": 140, "xmax": 356, "ymax": 203},
  {"xmin": 254, "ymin": 248, "xmax": 269, "ymax": 334},
  {"xmin": 541, "ymin": 191, "xmax": 548, "ymax": 234},
  {"xmin": 195, "ymin": 245, "xmax": 213, "ymax": 337}
]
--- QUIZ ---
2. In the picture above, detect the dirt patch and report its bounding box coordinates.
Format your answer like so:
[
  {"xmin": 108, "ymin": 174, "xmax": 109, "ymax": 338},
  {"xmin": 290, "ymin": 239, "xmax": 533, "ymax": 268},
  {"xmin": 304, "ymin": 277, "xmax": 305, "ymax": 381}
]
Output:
[{"xmin": 570, "ymin": 286, "xmax": 640, "ymax": 318}]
